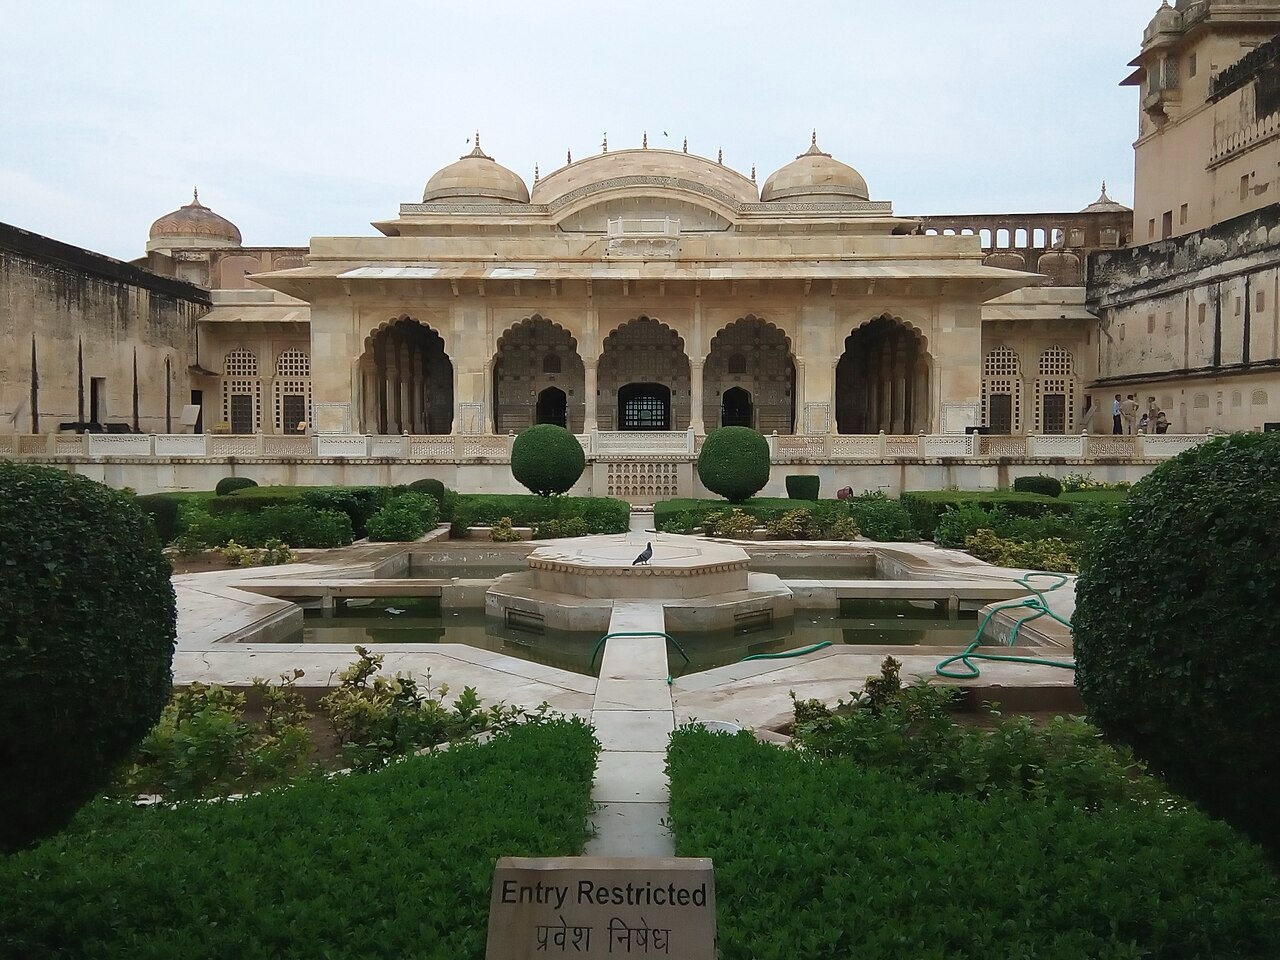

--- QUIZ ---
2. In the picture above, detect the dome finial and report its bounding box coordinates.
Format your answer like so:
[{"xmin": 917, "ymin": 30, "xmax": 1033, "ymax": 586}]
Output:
[
  {"xmin": 717, "ymin": 147, "xmax": 723, "ymax": 164},
  {"xmin": 192, "ymin": 186, "xmax": 200, "ymax": 205},
  {"xmin": 642, "ymin": 130, "xmax": 648, "ymax": 148},
  {"xmin": 534, "ymin": 162, "xmax": 540, "ymax": 182},
  {"xmin": 462, "ymin": 130, "xmax": 492, "ymax": 161},
  {"xmin": 750, "ymin": 163, "xmax": 756, "ymax": 183},
  {"xmin": 811, "ymin": 128, "xmax": 817, "ymax": 147},
  {"xmin": 567, "ymin": 148, "xmax": 572, "ymax": 164},
  {"xmin": 602, "ymin": 132, "xmax": 608, "ymax": 153},
  {"xmin": 682, "ymin": 136, "xmax": 688, "ymax": 153}
]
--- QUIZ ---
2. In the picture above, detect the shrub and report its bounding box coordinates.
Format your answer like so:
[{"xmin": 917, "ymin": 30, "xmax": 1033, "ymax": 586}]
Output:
[
  {"xmin": 1074, "ymin": 432, "xmax": 1280, "ymax": 857},
  {"xmin": 216, "ymin": 538, "xmax": 298, "ymax": 567},
  {"xmin": 703, "ymin": 508, "xmax": 758, "ymax": 539},
  {"xmin": 450, "ymin": 494, "xmax": 628, "ymax": 536},
  {"xmin": 0, "ymin": 465, "xmax": 176, "ymax": 852},
  {"xmin": 300, "ymin": 487, "xmax": 388, "ymax": 538},
  {"xmin": 533, "ymin": 517, "xmax": 590, "ymax": 539},
  {"xmin": 900, "ymin": 490, "xmax": 1073, "ymax": 539},
  {"xmin": 765, "ymin": 508, "xmax": 813, "ymax": 539},
  {"xmin": 135, "ymin": 493, "xmax": 180, "ymax": 543},
  {"xmin": 215, "ymin": 476, "xmax": 257, "ymax": 496},
  {"xmin": 698, "ymin": 427, "xmax": 770, "ymax": 503},
  {"xmin": 1012, "ymin": 474, "xmax": 1063, "ymax": 497},
  {"xmin": 845, "ymin": 491, "xmax": 917, "ymax": 541},
  {"xmin": 408, "ymin": 478, "xmax": 446, "ymax": 504},
  {"xmin": 510, "ymin": 424, "xmax": 586, "ymax": 497},
  {"xmin": 963, "ymin": 529, "xmax": 1076, "ymax": 572},
  {"xmin": 785, "ymin": 475, "xmax": 820, "ymax": 501},
  {"xmin": 825, "ymin": 516, "xmax": 861, "ymax": 541},
  {"xmin": 489, "ymin": 517, "xmax": 521, "ymax": 542},
  {"xmin": 366, "ymin": 492, "xmax": 441, "ymax": 542},
  {"xmin": 183, "ymin": 504, "xmax": 353, "ymax": 549},
  {"xmin": 669, "ymin": 726, "xmax": 1280, "ymax": 960}
]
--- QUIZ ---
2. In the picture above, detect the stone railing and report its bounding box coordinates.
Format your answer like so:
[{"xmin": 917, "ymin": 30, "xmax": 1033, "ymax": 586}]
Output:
[{"xmin": 1, "ymin": 430, "xmax": 1214, "ymax": 462}]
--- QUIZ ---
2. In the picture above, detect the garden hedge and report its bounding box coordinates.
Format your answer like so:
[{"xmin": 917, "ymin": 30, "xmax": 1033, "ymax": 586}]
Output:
[
  {"xmin": 450, "ymin": 494, "xmax": 628, "ymax": 537},
  {"xmin": 900, "ymin": 490, "xmax": 1074, "ymax": 539},
  {"xmin": 697, "ymin": 427, "xmax": 771, "ymax": 503},
  {"xmin": 183, "ymin": 504, "xmax": 354, "ymax": 549},
  {"xmin": 510, "ymin": 424, "xmax": 586, "ymax": 496},
  {"xmin": 1074, "ymin": 432, "xmax": 1280, "ymax": 857},
  {"xmin": 135, "ymin": 493, "xmax": 180, "ymax": 543},
  {"xmin": 785, "ymin": 475, "xmax": 820, "ymax": 500},
  {"xmin": 0, "ymin": 465, "xmax": 176, "ymax": 852},
  {"xmin": 366, "ymin": 492, "xmax": 441, "ymax": 542},
  {"xmin": 669, "ymin": 727, "xmax": 1280, "ymax": 959},
  {"xmin": 0, "ymin": 720, "xmax": 600, "ymax": 958},
  {"xmin": 654, "ymin": 494, "xmax": 917, "ymax": 542},
  {"xmin": 214, "ymin": 476, "xmax": 257, "ymax": 496},
  {"xmin": 408, "ymin": 477, "xmax": 446, "ymax": 503},
  {"xmin": 1012, "ymin": 474, "xmax": 1063, "ymax": 497}
]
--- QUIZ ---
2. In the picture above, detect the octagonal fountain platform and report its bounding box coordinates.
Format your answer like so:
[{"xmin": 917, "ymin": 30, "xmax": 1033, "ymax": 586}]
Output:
[{"xmin": 485, "ymin": 533, "xmax": 794, "ymax": 633}]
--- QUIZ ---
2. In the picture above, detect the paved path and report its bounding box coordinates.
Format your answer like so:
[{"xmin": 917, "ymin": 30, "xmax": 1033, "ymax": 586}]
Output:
[{"xmin": 585, "ymin": 602, "xmax": 675, "ymax": 857}]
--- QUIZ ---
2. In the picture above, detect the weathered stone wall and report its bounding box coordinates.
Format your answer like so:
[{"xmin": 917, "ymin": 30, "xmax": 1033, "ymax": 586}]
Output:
[
  {"xmin": 1, "ymin": 223, "xmax": 209, "ymax": 434},
  {"xmin": 1087, "ymin": 203, "xmax": 1280, "ymax": 431}
]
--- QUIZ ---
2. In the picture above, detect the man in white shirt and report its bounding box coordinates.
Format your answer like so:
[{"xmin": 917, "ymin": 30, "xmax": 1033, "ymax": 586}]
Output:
[{"xmin": 1112, "ymin": 394, "xmax": 1123, "ymax": 435}]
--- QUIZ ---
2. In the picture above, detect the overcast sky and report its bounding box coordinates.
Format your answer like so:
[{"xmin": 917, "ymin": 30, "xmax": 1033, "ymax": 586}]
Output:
[{"xmin": 0, "ymin": 1, "xmax": 1154, "ymax": 261}]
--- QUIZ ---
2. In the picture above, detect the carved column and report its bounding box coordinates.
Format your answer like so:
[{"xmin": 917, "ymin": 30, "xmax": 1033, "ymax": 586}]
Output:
[
  {"xmin": 793, "ymin": 357, "xmax": 806, "ymax": 434},
  {"xmin": 583, "ymin": 359, "xmax": 598, "ymax": 433},
  {"xmin": 384, "ymin": 335, "xmax": 400, "ymax": 435},
  {"xmin": 689, "ymin": 359, "xmax": 706, "ymax": 435},
  {"xmin": 891, "ymin": 340, "xmax": 907, "ymax": 434},
  {"xmin": 360, "ymin": 359, "xmax": 378, "ymax": 434}
]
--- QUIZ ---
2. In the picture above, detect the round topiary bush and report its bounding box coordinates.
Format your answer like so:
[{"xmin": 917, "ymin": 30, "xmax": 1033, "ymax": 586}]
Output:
[
  {"xmin": 1074, "ymin": 432, "xmax": 1280, "ymax": 856},
  {"xmin": 0, "ymin": 464, "xmax": 177, "ymax": 851},
  {"xmin": 510, "ymin": 424, "xmax": 586, "ymax": 497},
  {"xmin": 215, "ymin": 476, "xmax": 258, "ymax": 496},
  {"xmin": 1012, "ymin": 474, "xmax": 1062, "ymax": 497},
  {"xmin": 697, "ymin": 427, "xmax": 770, "ymax": 504},
  {"xmin": 785, "ymin": 475, "xmax": 820, "ymax": 501}
]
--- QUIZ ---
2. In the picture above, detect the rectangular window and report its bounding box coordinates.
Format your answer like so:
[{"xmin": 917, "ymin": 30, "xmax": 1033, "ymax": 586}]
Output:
[
  {"xmin": 282, "ymin": 395, "xmax": 307, "ymax": 434},
  {"xmin": 1043, "ymin": 395, "xmax": 1067, "ymax": 435},
  {"xmin": 1147, "ymin": 314, "xmax": 1156, "ymax": 334},
  {"xmin": 1162, "ymin": 211, "xmax": 1173, "ymax": 239},
  {"xmin": 1198, "ymin": 302, "xmax": 1207, "ymax": 324},
  {"xmin": 1165, "ymin": 311, "xmax": 1173, "ymax": 330},
  {"xmin": 1148, "ymin": 218, "xmax": 1156, "ymax": 239},
  {"xmin": 1241, "ymin": 175, "xmax": 1251, "ymax": 201},
  {"xmin": 1180, "ymin": 203, "xmax": 1188, "ymax": 224},
  {"xmin": 1236, "ymin": 297, "xmax": 1243, "ymax": 316},
  {"xmin": 229, "ymin": 395, "xmax": 255, "ymax": 434},
  {"xmin": 988, "ymin": 394, "xmax": 1013, "ymax": 434},
  {"xmin": 89, "ymin": 377, "xmax": 106, "ymax": 425},
  {"xmin": 1189, "ymin": 52, "xmax": 1197, "ymax": 77}
]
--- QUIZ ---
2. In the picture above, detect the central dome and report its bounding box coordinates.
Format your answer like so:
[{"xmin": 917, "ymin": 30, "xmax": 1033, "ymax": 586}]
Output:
[
  {"xmin": 423, "ymin": 139, "xmax": 529, "ymax": 204},
  {"xmin": 761, "ymin": 134, "xmax": 869, "ymax": 202},
  {"xmin": 148, "ymin": 189, "xmax": 241, "ymax": 247},
  {"xmin": 529, "ymin": 148, "xmax": 760, "ymax": 208}
]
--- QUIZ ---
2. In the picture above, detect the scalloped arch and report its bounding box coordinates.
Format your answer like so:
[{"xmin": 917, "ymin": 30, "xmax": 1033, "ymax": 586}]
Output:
[
  {"xmin": 601, "ymin": 315, "xmax": 687, "ymax": 354},
  {"xmin": 707, "ymin": 314, "xmax": 795, "ymax": 359},
  {"xmin": 361, "ymin": 315, "xmax": 452, "ymax": 357},
  {"xmin": 494, "ymin": 314, "xmax": 581, "ymax": 355},
  {"xmin": 844, "ymin": 313, "xmax": 931, "ymax": 354}
]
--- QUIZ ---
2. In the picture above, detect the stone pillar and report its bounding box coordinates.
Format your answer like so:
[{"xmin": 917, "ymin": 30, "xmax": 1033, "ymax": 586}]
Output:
[
  {"xmin": 793, "ymin": 357, "xmax": 805, "ymax": 434},
  {"xmin": 360, "ymin": 360, "xmax": 378, "ymax": 433},
  {"xmin": 878, "ymin": 341, "xmax": 893, "ymax": 432},
  {"xmin": 891, "ymin": 341, "xmax": 907, "ymax": 434},
  {"xmin": 932, "ymin": 302, "xmax": 984, "ymax": 433},
  {"xmin": 689, "ymin": 359, "xmax": 706, "ymax": 435},
  {"xmin": 385, "ymin": 337, "xmax": 400, "ymax": 435},
  {"xmin": 398, "ymin": 343, "xmax": 412, "ymax": 435},
  {"xmin": 584, "ymin": 359, "xmax": 598, "ymax": 433}
]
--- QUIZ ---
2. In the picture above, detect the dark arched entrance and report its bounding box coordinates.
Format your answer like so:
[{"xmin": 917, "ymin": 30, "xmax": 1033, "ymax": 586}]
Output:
[
  {"xmin": 618, "ymin": 383, "xmax": 671, "ymax": 430},
  {"xmin": 721, "ymin": 387, "xmax": 753, "ymax": 427},
  {"xmin": 536, "ymin": 387, "xmax": 568, "ymax": 428},
  {"xmin": 835, "ymin": 316, "xmax": 930, "ymax": 434},
  {"xmin": 492, "ymin": 316, "xmax": 584, "ymax": 433},
  {"xmin": 359, "ymin": 318, "xmax": 453, "ymax": 434}
]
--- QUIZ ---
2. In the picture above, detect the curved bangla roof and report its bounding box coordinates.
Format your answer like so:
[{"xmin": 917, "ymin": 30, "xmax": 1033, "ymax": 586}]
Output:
[{"xmin": 529, "ymin": 148, "xmax": 760, "ymax": 207}]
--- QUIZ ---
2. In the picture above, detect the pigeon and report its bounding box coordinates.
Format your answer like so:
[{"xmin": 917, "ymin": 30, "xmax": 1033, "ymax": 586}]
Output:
[{"xmin": 632, "ymin": 542, "xmax": 653, "ymax": 566}]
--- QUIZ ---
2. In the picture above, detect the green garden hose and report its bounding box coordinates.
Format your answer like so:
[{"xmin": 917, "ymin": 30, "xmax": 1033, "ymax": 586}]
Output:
[
  {"xmin": 739, "ymin": 641, "xmax": 833, "ymax": 663},
  {"xmin": 934, "ymin": 572, "xmax": 1078, "ymax": 679},
  {"xmin": 588, "ymin": 630, "xmax": 691, "ymax": 673}
]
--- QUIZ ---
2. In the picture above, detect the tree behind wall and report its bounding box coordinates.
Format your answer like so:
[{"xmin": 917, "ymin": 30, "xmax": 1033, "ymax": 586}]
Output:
[{"xmin": 0, "ymin": 465, "xmax": 177, "ymax": 852}]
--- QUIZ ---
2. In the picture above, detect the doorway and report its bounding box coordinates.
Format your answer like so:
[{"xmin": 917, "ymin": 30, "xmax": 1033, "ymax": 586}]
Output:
[
  {"xmin": 987, "ymin": 394, "xmax": 1013, "ymax": 433},
  {"xmin": 536, "ymin": 387, "xmax": 568, "ymax": 429},
  {"xmin": 1042, "ymin": 394, "xmax": 1067, "ymax": 434},
  {"xmin": 618, "ymin": 383, "xmax": 671, "ymax": 430},
  {"xmin": 721, "ymin": 387, "xmax": 753, "ymax": 427}
]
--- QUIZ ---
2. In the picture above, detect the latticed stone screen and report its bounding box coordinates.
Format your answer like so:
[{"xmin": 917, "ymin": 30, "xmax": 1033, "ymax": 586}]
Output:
[
  {"xmin": 704, "ymin": 317, "xmax": 795, "ymax": 432},
  {"xmin": 598, "ymin": 317, "xmax": 690, "ymax": 431},
  {"xmin": 274, "ymin": 348, "xmax": 312, "ymax": 433},
  {"xmin": 222, "ymin": 348, "xmax": 261, "ymax": 433},
  {"xmin": 493, "ymin": 317, "xmax": 584, "ymax": 433},
  {"xmin": 1034, "ymin": 346, "xmax": 1076, "ymax": 434},
  {"xmin": 981, "ymin": 345, "xmax": 1022, "ymax": 434}
]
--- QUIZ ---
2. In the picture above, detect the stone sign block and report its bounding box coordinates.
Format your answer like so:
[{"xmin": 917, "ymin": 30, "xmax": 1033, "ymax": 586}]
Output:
[{"xmin": 486, "ymin": 856, "xmax": 715, "ymax": 959}]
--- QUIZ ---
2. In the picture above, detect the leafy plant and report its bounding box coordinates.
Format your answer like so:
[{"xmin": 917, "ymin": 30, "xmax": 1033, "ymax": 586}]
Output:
[
  {"xmin": 824, "ymin": 515, "xmax": 861, "ymax": 540},
  {"xmin": 698, "ymin": 427, "xmax": 771, "ymax": 503},
  {"xmin": 1074, "ymin": 431, "xmax": 1280, "ymax": 857},
  {"xmin": 0, "ymin": 464, "xmax": 176, "ymax": 852},
  {"xmin": 183, "ymin": 504, "xmax": 354, "ymax": 548},
  {"xmin": 366, "ymin": 492, "xmax": 440, "ymax": 542},
  {"xmin": 489, "ymin": 516, "xmax": 521, "ymax": 542},
  {"xmin": 533, "ymin": 516, "xmax": 590, "ymax": 538},
  {"xmin": 963, "ymin": 529, "xmax": 1076, "ymax": 572},
  {"xmin": 135, "ymin": 493, "xmax": 180, "ymax": 543},
  {"xmin": 765, "ymin": 508, "xmax": 813, "ymax": 539},
  {"xmin": 451, "ymin": 494, "xmax": 628, "ymax": 536},
  {"xmin": 510, "ymin": 424, "xmax": 586, "ymax": 497},
  {"xmin": 703, "ymin": 508, "xmax": 758, "ymax": 538},
  {"xmin": 216, "ymin": 538, "xmax": 297, "ymax": 567}
]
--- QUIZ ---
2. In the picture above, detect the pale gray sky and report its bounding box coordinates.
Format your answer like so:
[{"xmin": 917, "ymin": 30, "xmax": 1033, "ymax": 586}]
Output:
[{"xmin": 0, "ymin": 1, "xmax": 1154, "ymax": 260}]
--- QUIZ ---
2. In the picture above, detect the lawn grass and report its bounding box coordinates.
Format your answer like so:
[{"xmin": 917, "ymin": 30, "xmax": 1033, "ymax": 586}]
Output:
[
  {"xmin": 0, "ymin": 719, "xmax": 599, "ymax": 960},
  {"xmin": 668, "ymin": 727, "xmax": 1280, "ymax": 960},
  {"xmin": 1061, "ymin": 488, "xmax": 1131, "ymax": 504}
]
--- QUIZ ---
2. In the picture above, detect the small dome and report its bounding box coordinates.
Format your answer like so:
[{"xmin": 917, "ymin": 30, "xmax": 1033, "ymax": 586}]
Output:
[
  {"xmin": 761, "ymin": 133, "xmax": 869, "ymax": 202},
  {"xmin": 1080, "ymin": 181, "xmax": 1131, "ymax": 214},
  {"xmin": 148, "ymin": 189, "xmax": 242, "ymax": 245},
  {"xmin": 423, "ymin": 136, "xmax": 529, "ymax": 204}
]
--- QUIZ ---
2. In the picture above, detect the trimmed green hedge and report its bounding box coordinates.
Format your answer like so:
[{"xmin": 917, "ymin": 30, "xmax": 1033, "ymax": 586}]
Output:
[
  {"xmin": 668, "ymin": 727, "xmax": 1280, "ymax": 960},
  {"xmin": 785, "ymin": 475, "xmax": 820, "ymax": 500},
  {"xmin": 183, "ymin": 504, "xmax": 354, "ymax": 549},
  {"xmin": 697, "ymin": 427, "xmax": 770, "ymax": 503},
  {"xmin": 0, "ymin": 465, "xmax": 176, "ymax": 852},
  {"xmin": 0, "ymin": 720, "xmax": 600, "ymax": 959},
  {"xmin": 900, "ymin": 490, "xmax": 1074, "ymax": 539},
  {"xmin": 214, "ymin": 476, "xmax": 256, "ymax": 496},
  {"xmin": 1012, "ymin": 474, "xmax": 1063, "ymax": 497},
  {"xmin": 450, "ymin": 494, "xmax": 629, "ymax": 536},
  {"xmin": 654, "ymin": 495, "xmax": 917, "ymax": 542},
  {"xmin": 135, "ymin": 493, "xmax": 180, "ymax": 543},
  {"xmin": 510, "ymin": 424, "xmax": 586, "ymax": 497},
  {"xmin": 1075, "ymin": 432, "xmax": 1280, "ymax": 858}
]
